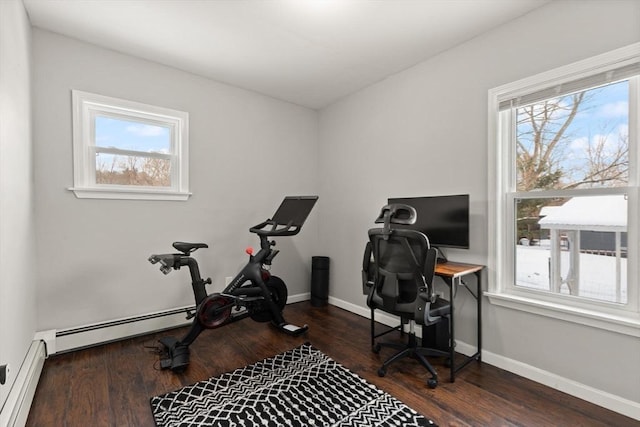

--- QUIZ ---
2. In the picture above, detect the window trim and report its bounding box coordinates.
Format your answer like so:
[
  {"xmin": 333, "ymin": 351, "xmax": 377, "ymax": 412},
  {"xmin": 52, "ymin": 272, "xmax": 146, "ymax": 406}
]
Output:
[
  {"xmin": 70, "ymin": 90, "xmax": 190, "ymax": 201},
  {"xmin": 487, "ymin": 43, "xmax": 640, "ymax": 337}
]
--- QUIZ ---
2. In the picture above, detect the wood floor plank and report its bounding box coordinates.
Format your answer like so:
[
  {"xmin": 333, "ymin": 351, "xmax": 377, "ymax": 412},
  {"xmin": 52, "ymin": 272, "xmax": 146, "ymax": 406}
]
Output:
[
  {"xmin": 26, "ymin": 355, "xmax": 72, "ymax": 426},
  {"xmin": 65, "ymin": 348, "xmax": 110, "ymax": 425},
  {"xmin": 105, "ymin": 339, "xmax": 154, "ymax": 426},
  {"xmin": 26, "ymin": 302, "xmax": 639, "ymax": 426}
]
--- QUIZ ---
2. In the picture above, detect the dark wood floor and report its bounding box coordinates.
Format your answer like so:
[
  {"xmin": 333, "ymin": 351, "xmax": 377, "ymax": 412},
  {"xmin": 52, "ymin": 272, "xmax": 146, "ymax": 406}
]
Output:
[{"xmin": 27, "ymin": 302, "xmax": 638, "ymax": 426}]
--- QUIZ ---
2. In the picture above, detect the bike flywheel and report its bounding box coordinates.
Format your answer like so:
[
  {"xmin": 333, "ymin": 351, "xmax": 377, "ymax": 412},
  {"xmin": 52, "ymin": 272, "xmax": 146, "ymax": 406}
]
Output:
[{"xmin": 198, "ymin": 294, "xmax": 232, "ymax": 328}]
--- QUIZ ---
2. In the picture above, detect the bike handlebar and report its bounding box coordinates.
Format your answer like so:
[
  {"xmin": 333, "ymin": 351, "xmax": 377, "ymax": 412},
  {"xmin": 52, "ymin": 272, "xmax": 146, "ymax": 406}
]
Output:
[
  {"xmin": 148, "ymin": 253, "xmax": 178, "ymax": 274},
  {"xmin": 249, "ymin": 219, "xmax": 301, "ymax": 237}
]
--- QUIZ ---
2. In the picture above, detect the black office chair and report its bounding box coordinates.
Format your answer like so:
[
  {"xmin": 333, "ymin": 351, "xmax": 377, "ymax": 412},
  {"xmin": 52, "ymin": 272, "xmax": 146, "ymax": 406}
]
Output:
[{"xmin": 362, "ymin": 203, "xmax": 450, "ymax": 388}]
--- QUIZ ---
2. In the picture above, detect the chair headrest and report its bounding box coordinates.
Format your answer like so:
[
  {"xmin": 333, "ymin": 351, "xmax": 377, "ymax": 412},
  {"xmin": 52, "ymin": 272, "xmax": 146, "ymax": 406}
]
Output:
[{"xmin": 374, "ymin": 204, "xmax": 417, "ymax": 237}]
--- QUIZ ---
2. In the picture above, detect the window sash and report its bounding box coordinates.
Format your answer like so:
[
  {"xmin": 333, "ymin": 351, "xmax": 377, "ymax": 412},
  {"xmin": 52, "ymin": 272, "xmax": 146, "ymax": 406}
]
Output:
[
  {"xmin": 91, "ymin": 148, "xmax": 174, "ymax": 188},
  {"xmin": 93, "ymin": 146, "xmax": 172, "ymax": 160},
  {"xmin": 504, "ymin": 189, "xmax": 631, "ymax": 307},
  {"xmin": 90, "ymin": 110, "xmax": 175, "ymax": 151}
]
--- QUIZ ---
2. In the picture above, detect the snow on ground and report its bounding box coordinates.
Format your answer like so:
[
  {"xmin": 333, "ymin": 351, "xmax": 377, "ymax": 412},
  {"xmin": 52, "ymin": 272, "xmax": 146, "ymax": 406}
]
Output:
[{"xmin": 515, "ymin": 245, "xmax": 627, "ymax": 303}]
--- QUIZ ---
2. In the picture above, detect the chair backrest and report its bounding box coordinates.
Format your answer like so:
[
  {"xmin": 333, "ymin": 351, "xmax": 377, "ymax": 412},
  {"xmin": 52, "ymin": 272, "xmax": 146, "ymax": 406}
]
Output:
[{"xmin": 367, "ymin": 204, "xmax": 437, "ymax": 314}]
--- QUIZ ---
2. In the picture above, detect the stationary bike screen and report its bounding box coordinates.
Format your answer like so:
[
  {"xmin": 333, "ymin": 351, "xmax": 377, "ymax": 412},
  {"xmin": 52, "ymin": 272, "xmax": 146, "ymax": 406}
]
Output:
[{"xmin": 272, "ymin": 196, "xmax": 318, "ymax": 227}]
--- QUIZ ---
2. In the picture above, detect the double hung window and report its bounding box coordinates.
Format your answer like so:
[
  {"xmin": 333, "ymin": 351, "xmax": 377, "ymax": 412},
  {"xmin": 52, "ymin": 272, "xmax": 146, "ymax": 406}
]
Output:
[
  {"xmin": 488, "ymin": 44, "xmax": 640, "ymax": 335},
  {"xmin": 71, "ymin": 91, "xmax": 190, "ymax": 200}
]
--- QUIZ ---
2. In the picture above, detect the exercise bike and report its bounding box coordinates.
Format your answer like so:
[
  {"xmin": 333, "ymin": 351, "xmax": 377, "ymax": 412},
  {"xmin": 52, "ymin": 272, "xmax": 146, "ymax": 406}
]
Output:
[{"xmin": 148, "ymin": 196, "xmax": 318, "ymax": 372}]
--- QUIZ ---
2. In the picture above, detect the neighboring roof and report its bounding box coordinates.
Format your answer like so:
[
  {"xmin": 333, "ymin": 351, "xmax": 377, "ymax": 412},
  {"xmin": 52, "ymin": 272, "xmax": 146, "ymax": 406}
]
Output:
[
  {"xmin": 538, "ymin": 195, "xmax": 627, "ymax": 231},
  {"xmin": 539, "ymin": 206, "xmax": 561, "ymax": 217}
]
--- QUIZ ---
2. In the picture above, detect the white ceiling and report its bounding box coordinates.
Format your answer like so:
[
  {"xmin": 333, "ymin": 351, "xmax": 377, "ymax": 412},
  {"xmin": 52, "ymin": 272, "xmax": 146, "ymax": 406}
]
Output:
[{"xmin": 23, "ymin": 0, "xmax": 550, "ymax": 109}]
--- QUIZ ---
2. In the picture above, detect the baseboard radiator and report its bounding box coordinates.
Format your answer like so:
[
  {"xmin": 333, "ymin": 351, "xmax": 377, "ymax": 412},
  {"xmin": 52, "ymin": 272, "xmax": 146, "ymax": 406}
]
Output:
[
  {"xmin": 0, "ymin": 340, "xmax": 46, "ymax": 427},
  {"xmin": 49, "ymin": 293, "xmax": 310, "ymax": 355},
  {"xmin": 52, "ymin": 305, "xmax": 196, "ymax": 354}
]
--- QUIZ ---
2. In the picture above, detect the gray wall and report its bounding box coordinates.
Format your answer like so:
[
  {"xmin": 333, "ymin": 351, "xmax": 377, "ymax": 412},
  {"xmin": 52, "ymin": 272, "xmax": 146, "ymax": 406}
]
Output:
[
  {"xmin": 318, "ymin": 0, "xmax": 640, "ymax": 405},
  {"xmin": 0, "ymin": 0, "xmax": 36, "ymax": 408},
  {"xmin": 32, "ymin": 30, "xmax": 319, "ymax": 331}
]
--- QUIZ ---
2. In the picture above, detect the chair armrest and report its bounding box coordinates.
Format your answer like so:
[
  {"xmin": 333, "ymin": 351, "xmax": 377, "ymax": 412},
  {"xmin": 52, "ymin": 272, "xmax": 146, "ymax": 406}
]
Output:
[{"xmin": 362, "ymin": 241, "xmax": 375, "ymax": 294}]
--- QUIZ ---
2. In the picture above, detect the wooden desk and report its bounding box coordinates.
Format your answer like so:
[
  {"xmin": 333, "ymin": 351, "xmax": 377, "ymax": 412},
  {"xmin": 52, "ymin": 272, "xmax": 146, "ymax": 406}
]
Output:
[{"xmin": 434, "ymin": 261, "xmax": 484, "ymax": 382}]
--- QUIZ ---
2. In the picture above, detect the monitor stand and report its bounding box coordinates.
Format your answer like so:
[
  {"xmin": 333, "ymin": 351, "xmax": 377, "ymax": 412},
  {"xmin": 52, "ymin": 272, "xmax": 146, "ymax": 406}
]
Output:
[{"xmin": 434, "ymin": 247, "xmax": 448, "ymax": 264}]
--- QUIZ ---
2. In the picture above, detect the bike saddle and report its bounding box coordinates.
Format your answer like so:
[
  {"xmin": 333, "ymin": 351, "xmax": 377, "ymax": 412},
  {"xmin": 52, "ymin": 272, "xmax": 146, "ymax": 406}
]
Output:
[{"xmin": 172, "ymin": 242, "xmax": 208, "ymax": 254}]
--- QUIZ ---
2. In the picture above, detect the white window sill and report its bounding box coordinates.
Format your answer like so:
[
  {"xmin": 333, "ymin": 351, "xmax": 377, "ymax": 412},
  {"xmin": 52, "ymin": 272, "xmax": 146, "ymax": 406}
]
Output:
[
  {"xmin": 69, "ymin": 187, "xmax": 191, "ymax": 201},
  {"xmin": 485, "ymin": 291, "xmax": 640, "ymax": 338}
]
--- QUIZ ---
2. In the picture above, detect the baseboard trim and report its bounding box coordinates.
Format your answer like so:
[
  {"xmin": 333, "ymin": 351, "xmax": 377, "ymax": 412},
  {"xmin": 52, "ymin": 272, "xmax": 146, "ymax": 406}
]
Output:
[
  {"xmin": 328, "ymin": 296, "xmax": 640, "ymax": 422},
  {"xmin": 47, "ymin": 293, "xmax": 311, "ymax": 354},
  {"xmin": 288, "ymin": 292, "xmax": 310, "ymax": 304},
  {"xmin": 0, "ymin": 340, "xmax": 46, "ymax": 427},
  {"xmin": 328, "ymin": 296, "xmax": 401, "ymax": 329},
  {"xmin": 482, "ymin": 349, "xmax": 640, "ymax": 421}
]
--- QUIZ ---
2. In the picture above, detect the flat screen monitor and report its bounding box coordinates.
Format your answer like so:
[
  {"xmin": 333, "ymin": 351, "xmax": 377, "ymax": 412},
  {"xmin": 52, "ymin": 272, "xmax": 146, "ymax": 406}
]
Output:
[{"xmin": 387, "ymin": 194, "xmax": 470, "ymax": 249}]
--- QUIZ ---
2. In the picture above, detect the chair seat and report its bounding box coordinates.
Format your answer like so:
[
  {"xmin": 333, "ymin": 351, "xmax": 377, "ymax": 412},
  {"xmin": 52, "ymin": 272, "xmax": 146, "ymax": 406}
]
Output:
[{"xmin": 370, "ymin": 295, "xmax": 450, "ymax": 324}]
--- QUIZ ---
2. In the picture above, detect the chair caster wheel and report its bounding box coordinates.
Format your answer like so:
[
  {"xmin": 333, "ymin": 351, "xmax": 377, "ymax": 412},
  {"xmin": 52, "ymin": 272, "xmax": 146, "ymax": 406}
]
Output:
[
  {"xmin": 377, "ymin": 367, "xmax": 386, "ymax": 377},
  {"xmin": 427, "ymin": 378, "xmax": 438, "ymax": 389},
  {"xmin": 373, "ymin": 344, "xmax": 381, "ymax": 354}
]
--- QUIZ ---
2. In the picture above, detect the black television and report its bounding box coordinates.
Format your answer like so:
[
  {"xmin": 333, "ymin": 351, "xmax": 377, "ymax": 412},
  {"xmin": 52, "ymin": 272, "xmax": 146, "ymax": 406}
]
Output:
[{"xmin": 387, "ymin": 194, "xmax": 470, "ymax": 249}]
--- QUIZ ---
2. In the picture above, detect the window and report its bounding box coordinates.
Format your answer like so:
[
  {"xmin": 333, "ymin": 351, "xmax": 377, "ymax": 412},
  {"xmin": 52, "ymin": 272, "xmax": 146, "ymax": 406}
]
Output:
[
  {"xmin": 487, "ymin": 43, "xmax": 640, "ymax": 336},
  {"xmin": 70, "ymin": 90, "xmax": 190, "ymax": 200}
]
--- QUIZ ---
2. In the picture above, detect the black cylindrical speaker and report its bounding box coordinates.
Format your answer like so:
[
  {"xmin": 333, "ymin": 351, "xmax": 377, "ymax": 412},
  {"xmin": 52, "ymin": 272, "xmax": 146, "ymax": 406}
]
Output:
[{"xmin": 311, "ymin": 256, "xmax": 330, "ymax": 307}]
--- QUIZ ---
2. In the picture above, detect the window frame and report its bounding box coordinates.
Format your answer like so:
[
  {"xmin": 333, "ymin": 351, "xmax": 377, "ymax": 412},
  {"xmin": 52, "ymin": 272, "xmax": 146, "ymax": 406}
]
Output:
[
  {"xmin": 487, "ymin": 43, "xmax": 640, "ymax": 337},
  {"xmin": 70, "ymin": 90, "xmax": 190, "ymax": 201}
]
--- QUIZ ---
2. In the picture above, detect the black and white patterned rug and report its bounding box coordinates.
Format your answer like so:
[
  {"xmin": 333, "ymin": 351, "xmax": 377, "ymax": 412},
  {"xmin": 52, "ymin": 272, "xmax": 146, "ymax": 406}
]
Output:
[{"xmin": 150, "ymin": 343, "xmax": 437, "ymax": 426}]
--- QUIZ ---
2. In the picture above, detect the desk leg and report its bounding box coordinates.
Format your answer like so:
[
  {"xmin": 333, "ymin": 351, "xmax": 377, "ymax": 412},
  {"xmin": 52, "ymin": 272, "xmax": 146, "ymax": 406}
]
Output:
[
  {"xmin": 447, "ymin": 277, "xmax": 456, "ymax": 383},
  {"xmin": 447, "ymin": 272, "xmax": 482, "ymax": 383},
  {"xmin": 475, "ymin": 271, "xmax": 482, "ymax": 363}
]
